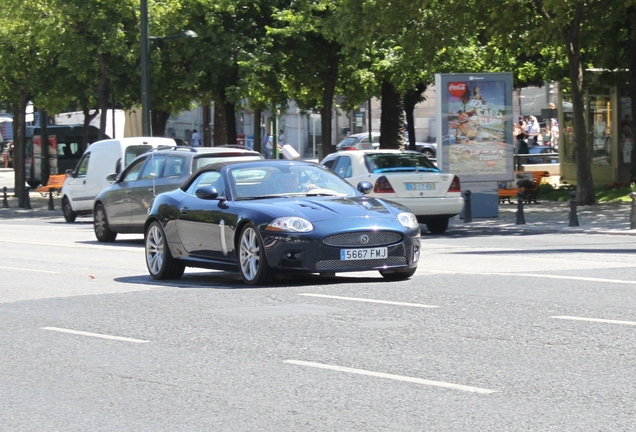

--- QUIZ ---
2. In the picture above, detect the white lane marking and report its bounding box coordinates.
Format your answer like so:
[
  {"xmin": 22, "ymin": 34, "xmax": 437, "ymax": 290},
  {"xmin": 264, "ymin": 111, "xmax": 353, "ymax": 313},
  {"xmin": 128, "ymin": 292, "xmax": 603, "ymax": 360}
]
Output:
[
  {"xmin": 431, "ymin": 269, "xmax": 636, "ymax": 285},
  {"xmin": 41, "ymin": 327, "xmax": 149, "ymax": 343},
  {"xmin": 0, "ymin": 239, "xmax": 139, "ymax": 251},
  {"xmin": 552, "ymin": 316, "xmax": 636, "ymax": 326},
  {"xmin": 0, "ymin": 265, "xmax": 59, "ymax": 274},
  {"xmin": 299, "ymin": 294, "xmax": 439, "ymax": 308},
  {"xmin": 284, "ymin": 360, "xmax": 496, "ymax": 394}
]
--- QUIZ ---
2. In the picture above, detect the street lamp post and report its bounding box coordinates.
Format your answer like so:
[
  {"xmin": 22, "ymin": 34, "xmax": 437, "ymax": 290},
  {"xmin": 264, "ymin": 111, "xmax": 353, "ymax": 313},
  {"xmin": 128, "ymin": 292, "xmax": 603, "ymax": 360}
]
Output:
[{"xmin": 140, "ymin": 0, "xmax": 197, "ymax": 136}]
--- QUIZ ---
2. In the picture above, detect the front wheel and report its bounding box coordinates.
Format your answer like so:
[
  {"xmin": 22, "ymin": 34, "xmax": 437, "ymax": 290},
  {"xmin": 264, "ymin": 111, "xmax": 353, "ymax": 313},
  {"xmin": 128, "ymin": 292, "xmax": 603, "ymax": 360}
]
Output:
[
  {"xmin": 94, "ymin": 203, "xmax": 117, "ymax": 242},
  {"xmin": 145, "ymin": 221, "xmax": 185, "ymax": 280},
  {"xmin": 380, "ymin": 268, "xmax": 416, "ymax": 281},
  {"xmin": 62, "ymin": 197, "xmax": 77, "ymax": 223},
  {"xmin": 238, "ymin": 223, "xmax": 271, "ymax": 285}
]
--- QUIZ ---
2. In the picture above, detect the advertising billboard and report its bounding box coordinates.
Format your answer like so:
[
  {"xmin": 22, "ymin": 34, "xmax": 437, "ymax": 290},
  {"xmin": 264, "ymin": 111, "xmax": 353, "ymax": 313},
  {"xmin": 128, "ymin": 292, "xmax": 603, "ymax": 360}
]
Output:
[{"xmin": 435, "ymin": 73, "xmax": 514, "ymax": 183}]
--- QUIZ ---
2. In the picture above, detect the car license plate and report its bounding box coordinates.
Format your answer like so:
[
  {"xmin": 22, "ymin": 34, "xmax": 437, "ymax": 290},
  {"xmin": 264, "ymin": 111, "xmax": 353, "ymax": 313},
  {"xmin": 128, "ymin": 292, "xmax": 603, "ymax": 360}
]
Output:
[
  {"xmin": 340, "ymin": 247, "xmax": 388, "ymax": 260},
  {"xmin": 406, "ymin": 182, "xmax": 434, "ymax": 191}
]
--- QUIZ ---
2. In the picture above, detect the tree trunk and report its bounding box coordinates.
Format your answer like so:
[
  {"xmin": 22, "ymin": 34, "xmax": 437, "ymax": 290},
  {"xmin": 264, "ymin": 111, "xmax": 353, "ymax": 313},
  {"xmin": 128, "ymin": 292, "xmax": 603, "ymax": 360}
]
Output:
[
  {"xmin": 404, "ymin": 84, "xmax": 427, "ymax": 151},
  {"xmin": 97, "ymin": 55, "xmax": 110, "ymax": 140},
  {"xmin": 225, "ymin": 100, "xmax": 237, "ymax": 146},
  {"xmin": 253, "ymin": 108, "xmax": 262, "ymax": 153},
  {"xmin": 81, "ymin": 106, "xmax": 99, "ymax": 153},
  {"xmin": 152, "ymin": 109, "xmax": 170, "ymax": 137},
  {"xmin": 379, "ymin": 81, "xmax": 404, "ymax": 149},
  {"xmin": 213, "ymin": 92, "xmax": 228, "ymax": 147},
  {"xmin": 12, "ymin": 93, "xmax": 29, "ymax": 208},
  {"xmin": 563, "ymin": 4, "xmax": 596, "ymax": 205},
  {"xmin": 319, "ymin": 48, "xmax": 339, "ymax": 159},
  {"xmin": 627, "ymin": 5, "xmax": 636, "ymax": 181}
]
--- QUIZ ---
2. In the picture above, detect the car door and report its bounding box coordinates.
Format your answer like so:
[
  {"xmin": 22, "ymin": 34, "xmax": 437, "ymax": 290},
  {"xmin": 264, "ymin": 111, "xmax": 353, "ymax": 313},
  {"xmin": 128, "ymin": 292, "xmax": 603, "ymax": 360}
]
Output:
[
  {"xmin": 65, "ymin": 151, "xmax": 92, "ymax": 211},
  {"xmin": 104, "ymin": 156, "xmax": 147, "ymax": 226},
  {"xmin": 175, "ymin": 171, "xmax": 233, "ymax": 262},
  {"xmin": 129, "ymin": 154, "xmax": 168, "ymax": 226}
]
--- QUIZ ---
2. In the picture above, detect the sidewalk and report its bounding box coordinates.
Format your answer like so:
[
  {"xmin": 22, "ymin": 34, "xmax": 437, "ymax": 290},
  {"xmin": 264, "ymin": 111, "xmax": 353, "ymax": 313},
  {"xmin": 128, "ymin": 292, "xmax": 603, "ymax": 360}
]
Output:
[{"xmin": 448, "ymin": 200, "xmax": 636, "ymax": 236}]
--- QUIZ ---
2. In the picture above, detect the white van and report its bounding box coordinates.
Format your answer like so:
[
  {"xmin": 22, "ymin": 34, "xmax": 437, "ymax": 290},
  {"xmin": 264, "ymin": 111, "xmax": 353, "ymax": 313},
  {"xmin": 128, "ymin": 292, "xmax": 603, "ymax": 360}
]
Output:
[{"xmin": 61, "ymin": 137, "xmax": 176, "ymax": 222}]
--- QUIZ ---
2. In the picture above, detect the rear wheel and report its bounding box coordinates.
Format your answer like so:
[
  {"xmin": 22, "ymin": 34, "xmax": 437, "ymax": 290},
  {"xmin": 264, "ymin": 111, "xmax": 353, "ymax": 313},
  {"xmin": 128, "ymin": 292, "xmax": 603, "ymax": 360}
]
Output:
[
  {"xmin": 145, "ymin": 221, "xmax": 185, "ymax": 280},
  {"xmin": 238, "ymin": 223, "xmax": 271, "ymax": 285},
  {"xmin": 424, "ymin": 217, "xmax": 449, "ymax": 234},
  {"xmin": 380, "ymin": 268, "xmax": 416, "ymax": 281},
  {"xmin": 62, "ymin": 197, "xmax": 77, "ymax": 223},
  {"xmin": 94, "ymin": 203, "xmax": 117, "ymax": 242}
]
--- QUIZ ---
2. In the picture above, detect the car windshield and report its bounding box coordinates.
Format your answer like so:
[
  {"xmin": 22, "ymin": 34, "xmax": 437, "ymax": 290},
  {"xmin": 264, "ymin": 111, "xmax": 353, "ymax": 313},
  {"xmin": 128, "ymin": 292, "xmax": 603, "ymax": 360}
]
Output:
[
  {"xmin": 227, "ymin": 164, "xmax": 359, "ymax": 199},
  {"xmin": 365, "ymin": 152, "xmax": 440, "ymax": 173}
]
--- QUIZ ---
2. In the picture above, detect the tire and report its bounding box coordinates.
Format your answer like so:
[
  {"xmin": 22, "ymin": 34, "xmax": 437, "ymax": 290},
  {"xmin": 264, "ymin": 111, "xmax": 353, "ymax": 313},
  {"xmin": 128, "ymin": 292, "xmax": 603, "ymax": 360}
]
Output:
[
  {"xmin": 145, "ymin": 221, "xmax": 185, "ymax": 280},
  {"xmin": 425, "ymin": 217, "xmax": 449, "ymax": 234},
  {"xmin": 421, "ymin": 148, "xmax": 435, "ymax": 159},
  {"xmin": 238, "ymin": 223, "xmax": 271, "ymax": 285},
  {"xmin": 94, "ymin": 203, "xmax": 117, "ymax": 242},
  {"xmin": 380, "ymin": 268, "xmax": 417, "ymax": 281},
  {"xmin": 62, "ymin": 197, "xmax": 77, "ymax": 223}
]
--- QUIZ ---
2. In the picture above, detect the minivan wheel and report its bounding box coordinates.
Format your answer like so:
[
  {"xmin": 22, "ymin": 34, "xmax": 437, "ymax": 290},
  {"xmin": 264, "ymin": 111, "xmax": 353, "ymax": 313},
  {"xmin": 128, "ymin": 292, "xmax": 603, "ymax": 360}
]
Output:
[
  {"xmin": 145, "ymin": 221, "xmax": 185, "ymax": 280},
  {"xmin": 62, "ymin": 197, "xmax": 77, "ymax": 223},
  {"xmin": 94, "ymin": 203, "xmax": 117, "ymax": 242}
]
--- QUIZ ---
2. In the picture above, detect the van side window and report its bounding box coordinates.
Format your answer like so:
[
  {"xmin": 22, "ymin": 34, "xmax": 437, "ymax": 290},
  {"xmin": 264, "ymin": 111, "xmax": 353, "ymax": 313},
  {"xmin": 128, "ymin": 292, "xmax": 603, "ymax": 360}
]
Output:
[
  {"xmin": 76, "ymin": 153, "xmax": 90, "ymax": 177},
  {"xmin": 140, "ymin": 155, "xmax": 167, "ymax": 180}
]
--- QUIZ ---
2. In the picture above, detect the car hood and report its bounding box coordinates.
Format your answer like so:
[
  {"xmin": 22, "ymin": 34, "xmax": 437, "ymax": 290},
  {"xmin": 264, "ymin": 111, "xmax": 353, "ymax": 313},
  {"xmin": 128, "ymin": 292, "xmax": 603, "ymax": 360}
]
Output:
[{"xmin": 250, "ymin": 196, "xmax": 409, "ymax": 222}]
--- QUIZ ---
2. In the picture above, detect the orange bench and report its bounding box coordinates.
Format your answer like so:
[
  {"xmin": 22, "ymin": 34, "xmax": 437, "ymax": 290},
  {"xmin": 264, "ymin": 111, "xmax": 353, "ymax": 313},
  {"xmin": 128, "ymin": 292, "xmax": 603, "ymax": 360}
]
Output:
[
  {"xmin": 499, "ymin": 171, "xmax": 550, "ymax": 204},
  {"xmin": 35, "ymin": 174, "xmax": 66, "ymax": 197}
]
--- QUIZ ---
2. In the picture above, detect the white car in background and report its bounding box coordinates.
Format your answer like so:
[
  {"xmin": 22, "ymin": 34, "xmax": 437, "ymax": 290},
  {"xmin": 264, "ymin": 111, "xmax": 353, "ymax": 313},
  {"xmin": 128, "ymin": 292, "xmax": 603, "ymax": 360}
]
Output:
[{"xmin": 320, "ymin": 150, "xmax": 463, "ymax": 234}]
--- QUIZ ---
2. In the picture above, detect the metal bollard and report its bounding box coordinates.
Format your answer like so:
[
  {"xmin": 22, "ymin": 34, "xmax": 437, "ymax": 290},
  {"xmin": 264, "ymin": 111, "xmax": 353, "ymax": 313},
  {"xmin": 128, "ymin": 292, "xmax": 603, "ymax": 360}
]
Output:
[
  {"xmin": 568, "ymin": 190, "xmax": 579, "ymax": 227},
  {"xmin": 48, "ymin": 189, "xmax": 55, "ymax": 210},
  {"xmin": 630, "ymin": 192, "xmax": 636, "ymax": 230},
  {"xmin": 516, "ymin": 190, "xmax": 526, "ymax": 224},
  {"xmin": 2, "ymin": 186, "xmax": 8, "ymax": 208},
  {"xmin": 463, "ymin": 190, "xmax": 472, "ymax": 223},
  {"xmin": 24, "ymin": 187, "xmax": 32, "ymax": 210}
]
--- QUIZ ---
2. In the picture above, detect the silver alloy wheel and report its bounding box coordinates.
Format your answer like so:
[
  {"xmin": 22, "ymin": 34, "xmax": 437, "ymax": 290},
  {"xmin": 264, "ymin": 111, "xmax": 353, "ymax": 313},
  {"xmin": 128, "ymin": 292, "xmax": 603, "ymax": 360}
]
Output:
[
  {"xmin": 239, "ymin": 226, "xmax": 260, "ymax": 281},
  {"xmin": 146, "ymin": 224, "xmax": 164, "ymax": 276},
  {"xmin": 94, "ymin": 206, "xmax": 107, "ymax": 237}
]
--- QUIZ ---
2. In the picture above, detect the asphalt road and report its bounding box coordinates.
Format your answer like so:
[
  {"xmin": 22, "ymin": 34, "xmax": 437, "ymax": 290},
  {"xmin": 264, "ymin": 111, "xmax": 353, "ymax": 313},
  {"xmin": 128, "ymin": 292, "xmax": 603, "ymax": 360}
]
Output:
[{"xmin": 1, "ymin": 217, "xmax": 636, "ymax": 431}]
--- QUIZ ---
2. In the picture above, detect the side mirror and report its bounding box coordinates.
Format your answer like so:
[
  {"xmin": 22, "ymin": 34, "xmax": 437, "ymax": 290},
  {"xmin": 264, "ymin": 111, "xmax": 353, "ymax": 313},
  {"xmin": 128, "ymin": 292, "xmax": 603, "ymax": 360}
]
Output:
[
  {"xmin": 357, "ymin": 181, "xmax": 373, "ymax": 194},
  {"xmin": 106, "ymin": 173, "xmax": 118, "ymax": 183},
  {"xmin": 65, "ymin": 169, "xmax": 74, "ymax": 178},
  {"xmin": 195, "ymin": 186, "xmax": 220, "ymax": 200}
]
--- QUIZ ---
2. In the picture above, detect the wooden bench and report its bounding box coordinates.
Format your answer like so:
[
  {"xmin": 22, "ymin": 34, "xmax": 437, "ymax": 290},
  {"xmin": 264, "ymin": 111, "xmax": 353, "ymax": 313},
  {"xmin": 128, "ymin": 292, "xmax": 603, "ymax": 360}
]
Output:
[
  {"xmin": 34, "ymin": 174, "xmax": 66, "ymax": 197},
  {"xmin": 499, "ymin": 171, "xmax": 550, "ymax": 204}
]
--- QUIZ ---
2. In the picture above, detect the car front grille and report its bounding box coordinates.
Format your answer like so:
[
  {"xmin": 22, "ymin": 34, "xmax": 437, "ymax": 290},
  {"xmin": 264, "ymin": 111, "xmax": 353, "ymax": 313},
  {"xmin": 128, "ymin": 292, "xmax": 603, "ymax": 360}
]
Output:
[
  {"xmin": 315, "ymin": 256, "xmax": 407, "ymax": 271},
  {"xmin": 322, "ymin": 231, "xmax": 402, "ymax": 247}
]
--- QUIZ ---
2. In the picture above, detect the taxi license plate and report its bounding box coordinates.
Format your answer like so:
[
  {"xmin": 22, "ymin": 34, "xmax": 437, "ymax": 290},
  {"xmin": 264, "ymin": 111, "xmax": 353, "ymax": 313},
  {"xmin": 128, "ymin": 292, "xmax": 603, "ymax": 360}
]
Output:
[
  {"xmin": 406, "ymin": 182, "xmax": 434, "ymax": 191},
  {"xmin": 341, "ymin": 247, "xmax": 388, "ymax": 260}
]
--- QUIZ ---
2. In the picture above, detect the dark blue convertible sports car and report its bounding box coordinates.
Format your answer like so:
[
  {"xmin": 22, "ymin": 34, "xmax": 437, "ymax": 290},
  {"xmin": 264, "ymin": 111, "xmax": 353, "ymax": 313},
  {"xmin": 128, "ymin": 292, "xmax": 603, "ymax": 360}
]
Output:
[{"xmin": 144, "ymin": 160, "xmax": 421, "ymax": 285}]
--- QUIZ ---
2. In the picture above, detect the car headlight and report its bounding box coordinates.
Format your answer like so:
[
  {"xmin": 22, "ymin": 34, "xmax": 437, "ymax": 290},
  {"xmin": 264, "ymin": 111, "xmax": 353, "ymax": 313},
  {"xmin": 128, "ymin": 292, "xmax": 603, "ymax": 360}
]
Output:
[
  {"xmin": 397, "ymin": 212, "xmax": 419, "ymax": 229},
  {"xmin": 266, "ymin": 217, "xmax": 314, "ymax": 232}
]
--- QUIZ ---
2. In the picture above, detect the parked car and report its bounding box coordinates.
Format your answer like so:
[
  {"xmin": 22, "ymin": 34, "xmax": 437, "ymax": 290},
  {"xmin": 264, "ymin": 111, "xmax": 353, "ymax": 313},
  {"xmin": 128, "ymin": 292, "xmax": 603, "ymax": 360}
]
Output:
[
  {"xmin": 93, "ymin": 145, "xmax": 263, "ymax": 242},
  {"xmin": 335, "ymin": 133, "xmax": 380, "ymax": 151},
  {"xmin": 337, "ymin": 133, "xmax": 437, "ymax": 159},
  {"xmin": 320, "ymin": 149, "xmax": 463, "ymax": 234},
  {"xmin": 143, "ymin": 159, "xmax": 420, "ymax": 284}
]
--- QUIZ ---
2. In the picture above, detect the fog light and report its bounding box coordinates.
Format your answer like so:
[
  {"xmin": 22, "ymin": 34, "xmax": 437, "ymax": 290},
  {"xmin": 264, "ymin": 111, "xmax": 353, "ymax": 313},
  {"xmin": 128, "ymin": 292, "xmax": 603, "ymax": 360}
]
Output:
[{"xmin": 413, "ymin": 245, "xmax": 420, "ymax": 262}]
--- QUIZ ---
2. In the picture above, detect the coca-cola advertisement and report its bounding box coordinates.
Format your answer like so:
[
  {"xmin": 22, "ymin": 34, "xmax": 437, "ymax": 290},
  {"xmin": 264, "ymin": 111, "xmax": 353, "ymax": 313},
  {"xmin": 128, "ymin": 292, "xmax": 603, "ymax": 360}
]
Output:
[{"xmin": 435, "ymin": 73, "xmax": 514, "ymax": 183}]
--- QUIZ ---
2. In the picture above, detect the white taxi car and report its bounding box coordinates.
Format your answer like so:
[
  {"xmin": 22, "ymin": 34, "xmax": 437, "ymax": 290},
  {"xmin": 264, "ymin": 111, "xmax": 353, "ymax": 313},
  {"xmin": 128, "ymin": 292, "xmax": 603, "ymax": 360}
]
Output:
[{"xmin": 320, "ymin": 150, "xmax": 464, "ymax": 234}]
